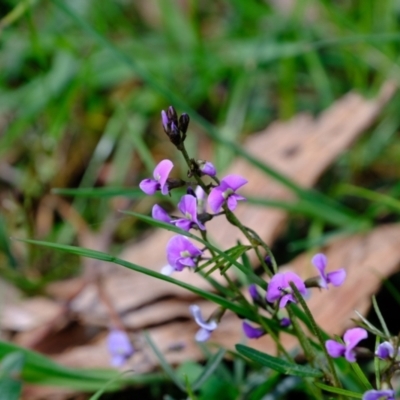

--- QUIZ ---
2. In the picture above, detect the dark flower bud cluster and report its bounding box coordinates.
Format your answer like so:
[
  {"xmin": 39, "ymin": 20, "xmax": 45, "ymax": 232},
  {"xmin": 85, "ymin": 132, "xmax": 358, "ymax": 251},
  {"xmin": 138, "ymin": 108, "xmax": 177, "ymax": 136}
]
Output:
[{"xmin": 161, "ymin": 106, "xmax": 190, "ymax": 148}]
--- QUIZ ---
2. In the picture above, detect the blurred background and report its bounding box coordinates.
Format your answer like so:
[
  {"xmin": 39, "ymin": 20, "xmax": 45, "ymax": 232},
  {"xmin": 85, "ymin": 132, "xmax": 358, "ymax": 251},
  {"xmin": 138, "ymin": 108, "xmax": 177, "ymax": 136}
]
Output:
[{"xmin": 1, "ymin": 0, "xmax": 400, "ymax": 398}]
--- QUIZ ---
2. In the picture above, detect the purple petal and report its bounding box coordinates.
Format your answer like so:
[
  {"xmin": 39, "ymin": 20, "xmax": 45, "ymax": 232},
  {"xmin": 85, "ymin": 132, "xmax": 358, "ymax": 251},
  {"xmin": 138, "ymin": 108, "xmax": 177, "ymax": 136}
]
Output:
[
  {"xmin": 363, "ymin": 389, "xmax": 395, "ymax": 400},
  {"xmin": 139, "ymin": 179, "xmax": 159, "ymax": 195},
  {"xmin": 312, "ymin": 253, "xmax": 327, "ymax": 276},
  {"xmin": 153, "ymin": 159, "xmax": 173, "ymax": 195},
  {"xmin": 221, "ymin": 175, "xmax": 248, "ymax": 191},
  {"xmin": 174, "ymin": 219, "xmax": 193, "ymax": 231},
  {"xmin": 166, "ymin": 236, "xmax": 185, "ymax": 267},
  {"xmin": 178, "ymin": 195, "xmax": 198, "ymax": 221},
  {"xmin": 189, "ymin": 305, "xmax": 218, "ymax": 331},
  {"xmin": 195, "ymin": 328, "xmax": 212, "ymax": 342},
  {"xmin": 327, "ymin": 269, "xmax": 346, "ymax": 287},
  {"xmin": 279, "ymin": 293, "xmax": 296, "ymax": 308},
  {"xmin": 376, "ymin": 341, "xmax": 394, "ymax": 359},
  {"xmin": 242, "ymin": 321, "xmax": 265, "ymax": 339},
  {"xmin": 280, "ymin": 317, "xmax": 291, "ymax": 328},
  {"xmin": 226, "ymin": 195, "xmax": 238, "ymax": 211},
  {"xmin": 266, "ymin": 273, "xmax": 287, "ymax": 303},
  {"xmin": 248, "ymin": 284, "xmax": 258, "ymax": 300},
  {"xmin": 343, "ymin": 327, "xmax": 368, "ymax": 350},
  {"xmin": 195, "ymin": 186, "xmax": 207, "ymax": 213},
  {"xmin": 200, "ymin": 161, "xmax": 216, "ymax": 177},
  {"xmin": 208, "ymin": 188, "xmax": 225, "ymax": 213},
  {"xmin": 107, "ymin": 329, "xmax": 134, "ymax": 367},
  {"xmin": 284, "ymin": 271, "xmax": 307, "ymax": 295},
  {"xmin": 325, "ymin": 340, "xmax": 346, "ymax": 358},
  {"xmin": 152, "ymin": 204, "xmax": 171, "ymax": 223},
  {"xmin": 161, "ymin": 110, "xmax": 169, "ymax": 131}
]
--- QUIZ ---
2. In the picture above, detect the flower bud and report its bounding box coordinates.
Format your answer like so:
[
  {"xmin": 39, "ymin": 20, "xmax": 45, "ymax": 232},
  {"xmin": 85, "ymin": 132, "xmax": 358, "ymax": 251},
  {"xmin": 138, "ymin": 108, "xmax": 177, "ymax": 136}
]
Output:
[{"xmin": 179, "ymin": 113, "xmax": 190, "ymax": 134}]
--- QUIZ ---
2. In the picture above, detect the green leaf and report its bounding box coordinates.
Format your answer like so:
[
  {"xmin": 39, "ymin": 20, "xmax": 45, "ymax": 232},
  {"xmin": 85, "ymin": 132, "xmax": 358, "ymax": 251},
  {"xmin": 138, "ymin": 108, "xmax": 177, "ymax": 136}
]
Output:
[
  {"xmin": 314, "ymin": 382, "xmax": 363, "ymax": 398},
  {"xmin": 235, "ymin": 344, "xmax": 323, "ymax": 378},
  {"xmin": 0, "ymin": 352, "xmax": 25, "ymax": 400}
]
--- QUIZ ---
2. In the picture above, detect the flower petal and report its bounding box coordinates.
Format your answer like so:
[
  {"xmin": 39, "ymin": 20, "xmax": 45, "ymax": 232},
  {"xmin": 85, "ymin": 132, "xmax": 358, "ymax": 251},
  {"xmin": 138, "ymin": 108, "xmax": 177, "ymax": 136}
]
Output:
[
  {"xmin": 279, "ymin": 293, "xmax": 296, "ymax": 308},
  {"xmin": 376, "ymin": 341, "xmax": 394, "ymax": 359},
  {"xmin": 152, "ymin": 204, "xmax": 171, "ymax": 223},
  {"xmin": 266, "ymin": 273, "xmax": 286, "ymax": 303},
  {"xmin": 174, "ymin": 219, "xmax": 193, "ymax": 231},
  {"xmin": 242, "ymin": 321, "xmax": 265, "ymax": 339},
  {"xmin": 195, "ymin": 328, "xmax": 211, "ymax": 342},
  {"xmin": 325, "ymin": 340, "xmax": 346, "ymax": 358},
  {"xmin": 226, "ymin": 195, "xmax": 238, "ymax": 211},
  {"xmin": 161, "ymin": 264, "xmax": 175, "ymax": 276},
  {"xmin": 284, "ymin": 271, "xmax": 307, "ymax": 295},
  {"xmin": 178, "ymin": 194, "xmax": 197, "ymax": 219},
  {"xmin": 107, "ymin": 329, "xmax": 134, "ymax": 367},
  {"xmin": 189, "ymin": 305, "xmax": 218, "ymax": 331},
  {"xmin": 221, "ymin": 174, "xmax": 248, "ymax": 191},
  {"xmin": 139, "ymin": 179, "xmax": 159, "ymax": 195},
  {"xmin": 154, "ymin": 159, "xmax": 173, "ymax": 195},
  {"xmin": 343, "ymin": 327, "xmax": 368, "ymax": 351},
  {"xmin": 208, "ymin": 188, "xmax": 225, "ymax": 213},
  {"xmin": 362, "ymin": 389, "xmax": 395, "ymax": 400},
  {"xmin": 312, "ymin": 253, "xmax": 327, "ymax": 275},
  {"xmin": 327, "ymin": 269, "xmax": 346, "ymax": 287}
]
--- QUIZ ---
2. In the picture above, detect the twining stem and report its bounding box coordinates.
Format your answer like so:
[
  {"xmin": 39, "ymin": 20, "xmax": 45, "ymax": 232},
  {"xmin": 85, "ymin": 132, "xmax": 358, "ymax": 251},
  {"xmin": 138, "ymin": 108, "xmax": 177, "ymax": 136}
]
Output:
[{"xmin": 289, "ymin": 282, "xmax": 342, "ymax": 389}]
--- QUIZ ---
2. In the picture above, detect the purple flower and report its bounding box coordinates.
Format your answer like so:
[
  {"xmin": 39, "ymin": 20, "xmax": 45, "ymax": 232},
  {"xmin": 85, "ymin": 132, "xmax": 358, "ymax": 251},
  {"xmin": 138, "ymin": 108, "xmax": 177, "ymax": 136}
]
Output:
[
  {"xmin": 152, "ymin": 204, "xmax": 172, "ymax": 223},
  {"xmin": 363, "ymin": 389, "xmax": 395, "ymax": 400},
  {"xmin": 325, "ymin": 327, "xmax": 368, "ymax": 362},
  {"xmin": 208, "ymin": 175, "xmax": 247, "ymax": 213},
  {"xmin": 242, "ymin": 321, "xmax": 265, "ymax": 339},
  {"xmin": 166, "ymin": 235, "xmax": 202, "ymax": 272},
  {"xmin": 280, "ymin": 317, "xmax": 291, "ymax": 328},
  {"xmin": 189, "ymin": 305, "xmax": 218, "ymax": 342},
  {"xmin": 107, "ymin": 329, "xmax": 134, "ymax": 367},
  {"xmin": 139, "ymin": 159, "xmax": 173, "ymax": 195},
  {"xmin": 248, "ymin": 284, "xmax": 259, "ymax": 301},
  {"xmin": 266, "ymin": 272, "xmax": 307, "ymax": 308},
  {"xmin": 172, "ymin": 194, "xmax": 205, "ymax": 231},
  {"xmin": 198, "ymin": 160, "xmax": 216, "ymax": 177},
  {"xmin": 312, "ymin": 253, "xmax": 346, "ymax": 289},
  {"xmin": 376, "ymin": 341, "xmax": 394, "ymax": 359}
]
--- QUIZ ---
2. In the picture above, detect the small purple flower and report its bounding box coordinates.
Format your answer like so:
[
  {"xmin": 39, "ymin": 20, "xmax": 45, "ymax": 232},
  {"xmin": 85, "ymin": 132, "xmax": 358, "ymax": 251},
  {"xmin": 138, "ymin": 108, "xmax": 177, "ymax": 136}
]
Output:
[
  {"xmin": 280, "ymin": 317, "xmax": 291, "ymax": 328},
  {"xmin": 189, "ymin": 305, "xmax": 218, "ymax": 342},
  {"xmin": 139, "ymin": 159, "xmax": 174, "ymax": 195},
  {"xmin": 248, "ymin": 284, "xmax": 259, "ymax": 301},
  {"xmin": 152, "ymin": 204, "xmax": 172, "ymax": 224},
  {"xmin": 266, "ymin": 272, "xmax": 307, "ymax": 308},
  {"xmin": 362, "ymin": 389, "xmax": 395, "ymax": 400},
  {"xmin": 107, "ymin": 329, "xmax": 134, "ymax": 367},
  {"xmin": 242, "ymin": 321, "xmax": 265, "ymax": 339},
  {"xmin": 198, "ymin": 160, "xmax": 216, "ymax": 177},
  {"xmin": 172, "ymin": 194, "xmax": 205, "ymax": 231},
  {"xmin": 312, "ymin": 253, "xmax": 346, "ymax": 289},
  {"xmin": 208, "ymin": 175, "xmax": 247, "ymax": 213},
  {"xmin": 166, "ymin": 235, "xmax": 202, "ymax": 272},
  {"xmin": 325, "ymin": 327, "xmax": 368, "ymax": 362},
  {"xmin": 376, "ymin": 341, "xmax": 394, "ymax": 359}
]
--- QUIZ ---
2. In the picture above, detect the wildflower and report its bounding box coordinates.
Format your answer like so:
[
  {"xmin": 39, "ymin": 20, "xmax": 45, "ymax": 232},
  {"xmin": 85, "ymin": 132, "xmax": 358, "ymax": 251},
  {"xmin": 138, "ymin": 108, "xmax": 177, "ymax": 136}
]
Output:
[
  {"xmin": 172, "ymin": 194, "xmax": 205, "ymax": 231},
  {"xmin": 376, "ymin": 341, "xmax": 394, "ymax": 360},
  {"xmin": 139, "ymin": 159, "xmax": 173, "ymax": 195},
  {"xmin": 161, "ymin": 106, "xmax": 189, "ymax": 146},
  {"xmin": 189, "ymin": 305, "xmax": 218, "ymax": 342},
  {"xmin": 107, "ymin": 329, "xmax": 134, "ymax": 367},
  {"xmin": 152, "ymin": 204, "xmax": 172, "ymax": 224},
  {"xmin": 166, "ymin": 235, "xmax": 202, "ymax": 272},
  {"xmin": 325, "ymin": 327, "xmax": 367, "ymax": 362},
  {"xmin": 197, "ymin": 160, "xmax": 216, "ymax": 177},
  {"xmin": 242, "ymin": 321, "xmax": 265, "ymax": 339},
  {"xmin": 266, "ymin": 272, "xmax": 307, "ymax": 308},
  {"xmin": 311, "ymin": 253, "xmax": 346, "ymax": 289},
  {"xmin": 280, "ymin": 317, "xmax": 291, "ymax": 328},
  {"xmin": 362, "ymin": 389, "xmax": 395, "ymax": 400},
  {"xmin": 208, "ymin": 175, "xmax": 247, "ymax": 213}
]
